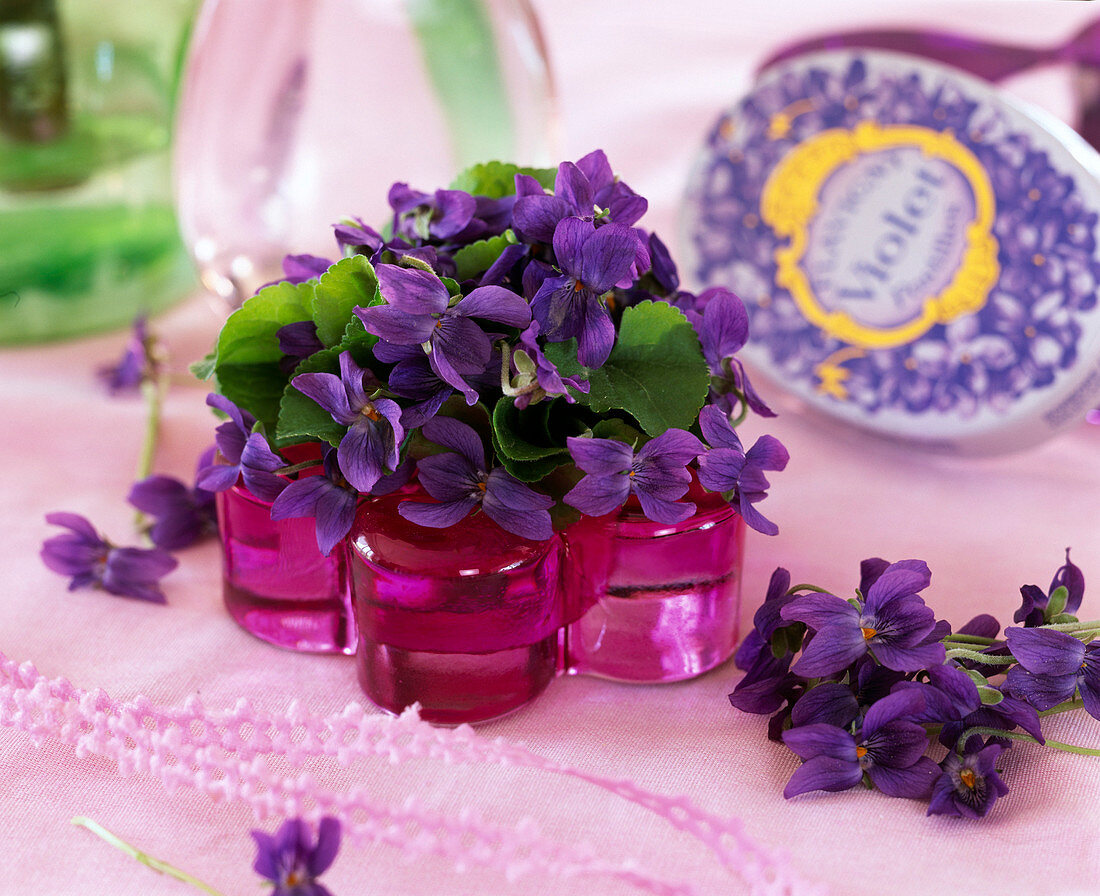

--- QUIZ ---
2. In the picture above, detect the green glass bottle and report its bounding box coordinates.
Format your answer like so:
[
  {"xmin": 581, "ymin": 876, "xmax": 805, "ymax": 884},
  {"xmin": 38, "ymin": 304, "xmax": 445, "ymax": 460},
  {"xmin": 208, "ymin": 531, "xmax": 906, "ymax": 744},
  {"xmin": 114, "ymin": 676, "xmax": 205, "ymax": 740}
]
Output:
[{"xmin": 0, "ymin": 0, "xmax": 197, "ymax": 344}]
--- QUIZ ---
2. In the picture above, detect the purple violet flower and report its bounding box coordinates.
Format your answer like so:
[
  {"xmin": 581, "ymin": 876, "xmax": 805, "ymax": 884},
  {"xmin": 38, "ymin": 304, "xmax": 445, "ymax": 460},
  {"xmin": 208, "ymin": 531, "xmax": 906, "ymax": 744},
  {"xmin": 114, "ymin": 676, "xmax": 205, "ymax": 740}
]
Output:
[
  {"xmin": 334, "ymin": 216, "xmax": 385, "ymax": 255},
  {"xmin": 290, "ymin": 351, "xmax": 403, "ymax": 494},
  {"xmin": 359, "ymin": 264, "xmax": 532, "ymax": 404},
  {"xmin": 389, "ymin": 183, "xmax": 477, "ymax": 241},
  {"xmin": 195, "ymin": 395, "xmax": 288, "ymax": 502},
  {"xmin": 691, "ymin": 287, "xmax": 774, "ymax": 418},
  {"xmin": 399, "ymin": 417, "xmax": 553, "ymax": 541},
  {"xmin": 927, "ymin": 743, "xmax": 1010, "ymax": 819},
  {"xmin": 280, "ymin": 254, "xmax": 332, "ymax": 284},
  {"xmin": 696, "ymin": 405, "xmax": 788, "ymax": 535},
  {"xmin": 563, "ymin": 429, "xmax": 705, "ymax": 525},
  {"xmin": 97, "ymin": 315, "xmax": 155, "ymax": 394},
  {"xmin": 512, "ymin": 150, "xmax": 647, "ymax": 244},
  {"xmin": 781, "ymin": 689, "xmax": 939, "ymax": 799},
  {"xmin": 734, "ymin": 566, "xmax": 796, "ymax": 670},
  {"xmin": 508, "ymin": 321, "xmax": 591, "ymax": 408},
  {"xmin": 781, "ymin": 560, "xmax": 947, "ymax": 676},
  {"xmin": 41, "ymin": 512, "xmax": 177, "ymax": 603},
  {"xmin": 727, "ymin": 649, "xmax": 801, "ymax": 717},
  {"xmin": 277, "ymin": 320, "xmax": 326, "ymax": 373},
  {"xmin": 529, "ymin": 217, "xmax": 644, "ymax": 368},
  {"xmin": 1015, "ymin": 548, "xmax": 1084, "ymax": 626},
  {"xmin": 1004, "ymin": 626, "xmax": 1100, "ymax": 718},
  {"xmin": 270, "ymin": 447, "xmax": 359, "ymax": 556},
  {"xmin": 252, "ymin": 816, "xmax": 341, "ymax": 896},
  {"xmin": 128, "ymin": 450, "xmax": 218, "ymax": 550},
  {"xmin": 374, "ymin": 340, "xmax": 454, "ymax": 429}
]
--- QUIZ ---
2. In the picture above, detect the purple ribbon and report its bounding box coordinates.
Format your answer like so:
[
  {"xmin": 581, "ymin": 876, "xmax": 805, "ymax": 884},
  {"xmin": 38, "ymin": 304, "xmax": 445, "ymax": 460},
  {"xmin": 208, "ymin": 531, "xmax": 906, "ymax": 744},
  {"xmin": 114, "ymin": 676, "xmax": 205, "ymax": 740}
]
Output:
[{"xmin": 760, "ymin": 18, "xmax": 1100, "ymax": 147}]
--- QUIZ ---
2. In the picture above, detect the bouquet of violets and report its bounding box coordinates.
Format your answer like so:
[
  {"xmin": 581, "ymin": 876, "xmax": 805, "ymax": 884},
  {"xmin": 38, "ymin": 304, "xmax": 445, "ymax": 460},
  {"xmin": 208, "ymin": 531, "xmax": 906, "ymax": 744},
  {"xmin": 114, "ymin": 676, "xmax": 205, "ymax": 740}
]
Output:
[
  {"xmin": 730, "ymin": 550, "xmax": 1100, "ymax": 819},
  {"xmin": 191, "ymin": 151, "xmax": 787, "ymax": 551}
]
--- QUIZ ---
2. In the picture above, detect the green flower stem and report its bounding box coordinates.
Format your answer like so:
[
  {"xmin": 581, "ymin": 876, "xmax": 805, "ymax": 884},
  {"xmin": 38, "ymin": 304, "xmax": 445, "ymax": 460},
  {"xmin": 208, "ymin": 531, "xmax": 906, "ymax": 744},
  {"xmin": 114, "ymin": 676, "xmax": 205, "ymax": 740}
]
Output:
[
  {"xmin": 941, "ymin": 633, "xmax": 999, "ymax": 646},
  {"xmin": 958, "ymin": 727, "xmax": 1100, "ymax": 758},
  {"xmin": 1045, "ymin": 619, "xmax": 1100, "ymax": 632},
  {"xmin": 132, "ymin": 373, "xmax": 165, "ymax": 537},
  {"xmin": 1039, "ymin": 697, "xmax": 1085, "ymax": 717},
  {"xmin": 787, "ymin": 584, "xmax": 833, "ymax": 595},
  {"xmin": 944, "ymin": 648, "xmax": 1016, "ymax": 665},
  {"xmin": 71, "ymin": 817, "xmax": 227, "ymax": 896},
  {"xmin": 275, "ymin": 459, "xmax": 323, "ymax": 477}
]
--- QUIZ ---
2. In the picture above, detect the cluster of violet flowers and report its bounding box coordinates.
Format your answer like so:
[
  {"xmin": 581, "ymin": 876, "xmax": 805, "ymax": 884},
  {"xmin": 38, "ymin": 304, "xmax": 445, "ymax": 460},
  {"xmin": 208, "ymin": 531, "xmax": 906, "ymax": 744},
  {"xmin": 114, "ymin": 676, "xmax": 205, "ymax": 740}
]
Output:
[
  {"xmin": 730, "ymin": 550, "xmax": 1100, "ymax": 818},
  {"xmin": 191, "ymin": 152, "xmax": 787, "ymax": 553},
  {"xmin": 41, "ymin": 317, "xmax": 217, "ymax": 603}
]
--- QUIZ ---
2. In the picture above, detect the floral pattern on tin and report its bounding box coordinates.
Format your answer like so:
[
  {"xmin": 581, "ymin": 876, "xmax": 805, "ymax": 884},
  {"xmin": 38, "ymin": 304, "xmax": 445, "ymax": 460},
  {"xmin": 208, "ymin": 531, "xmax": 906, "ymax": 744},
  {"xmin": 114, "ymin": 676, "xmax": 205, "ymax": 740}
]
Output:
[{"xmin": 685, "ymin": 55, "xmax": 1100, "ymax": 419}]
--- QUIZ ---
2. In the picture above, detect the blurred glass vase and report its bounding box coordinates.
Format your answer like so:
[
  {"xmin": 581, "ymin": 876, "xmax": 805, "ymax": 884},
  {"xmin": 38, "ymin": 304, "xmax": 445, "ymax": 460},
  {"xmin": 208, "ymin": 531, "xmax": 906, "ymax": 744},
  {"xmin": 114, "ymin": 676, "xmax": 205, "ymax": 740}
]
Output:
[{"xmin": 173, "ymin": 0, "xmax": 557, "ymax": 306}]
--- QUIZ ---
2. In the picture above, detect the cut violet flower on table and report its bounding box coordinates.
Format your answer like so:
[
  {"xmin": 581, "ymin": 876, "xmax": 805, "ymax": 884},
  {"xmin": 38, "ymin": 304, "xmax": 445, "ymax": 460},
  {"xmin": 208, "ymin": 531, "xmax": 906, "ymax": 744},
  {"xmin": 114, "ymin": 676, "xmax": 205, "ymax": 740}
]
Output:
[
  {"xmin": 729, "ymin": 550, "xmax": 1100, "ymax": 819},
  {"xmin": 186, "ymin": 151, "xmax": 788, "ymax": 554}
]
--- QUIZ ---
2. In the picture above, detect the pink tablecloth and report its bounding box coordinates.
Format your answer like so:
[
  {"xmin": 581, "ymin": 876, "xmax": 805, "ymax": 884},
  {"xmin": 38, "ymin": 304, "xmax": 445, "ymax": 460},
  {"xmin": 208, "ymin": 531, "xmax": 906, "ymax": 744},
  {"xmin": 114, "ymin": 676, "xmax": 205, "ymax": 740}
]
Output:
[{"xmin": 5, "ymin": 3, "xmax": 1100, "ymax": 895}]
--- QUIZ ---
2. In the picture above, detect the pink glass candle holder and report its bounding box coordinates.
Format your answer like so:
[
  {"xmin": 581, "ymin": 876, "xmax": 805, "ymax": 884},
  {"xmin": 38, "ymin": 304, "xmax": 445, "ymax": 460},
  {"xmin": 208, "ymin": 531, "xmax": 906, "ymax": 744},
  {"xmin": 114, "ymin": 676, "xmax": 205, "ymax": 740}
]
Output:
[
  {"xmin": 348, "ymin": 491, "xmax": 563, "ymax": 725},
  {"xmin": 562, "ymin": 484, "xmax": 746, "ymax": 683},
  {"xmin": 216, "ymin": 480, "xmax": 355, "ymax": 655}
]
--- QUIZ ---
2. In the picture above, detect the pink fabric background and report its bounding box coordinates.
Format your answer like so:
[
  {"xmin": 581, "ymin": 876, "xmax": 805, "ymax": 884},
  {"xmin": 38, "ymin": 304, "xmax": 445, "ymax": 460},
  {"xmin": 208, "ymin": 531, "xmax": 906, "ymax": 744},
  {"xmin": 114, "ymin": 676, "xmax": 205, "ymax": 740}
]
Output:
[{"xmin": 5, "ymin": 2, "xmax": 1100, "ymax": 894}]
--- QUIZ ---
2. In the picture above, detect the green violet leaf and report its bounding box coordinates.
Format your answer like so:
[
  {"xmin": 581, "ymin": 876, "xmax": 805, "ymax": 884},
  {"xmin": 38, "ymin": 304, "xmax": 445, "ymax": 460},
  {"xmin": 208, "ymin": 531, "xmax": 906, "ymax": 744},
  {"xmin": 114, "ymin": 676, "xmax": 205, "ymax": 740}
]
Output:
[
  {"xmin": 449, "ymin": 161, "xmax": 555, "ymax": 198},
  {"xmin": 544, "ymin": 301, "xmax": 709, "ymax": 437},
  {"xmin": 213, "ymin": 279, "xmax": 315, "ymax": 432},
  {"xmin": 274, "ymin": 346, "xmax": 347, "ymax": 449},
  {"xmin": 491, "ymin": 397, "xmax": 570, "ymax": 464},
  {"xmin": 312, "ymin": 255, "xmax": 380, "ymax": 347},
  {"xmin": 190, "ymin": 351, "xmax": 216, "ymax": 381},
  {"xmin": 453, "ymin": 232, "xmax": 515, "ymax": 281}
]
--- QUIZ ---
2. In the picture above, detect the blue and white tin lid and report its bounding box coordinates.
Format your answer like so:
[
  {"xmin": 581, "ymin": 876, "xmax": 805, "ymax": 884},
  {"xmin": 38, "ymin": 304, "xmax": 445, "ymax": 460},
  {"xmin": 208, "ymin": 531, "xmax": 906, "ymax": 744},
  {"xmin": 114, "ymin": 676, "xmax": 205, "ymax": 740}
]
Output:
[{"xmin": 682, "ymin": 49, "xmax": 1100, "ymax": 454}]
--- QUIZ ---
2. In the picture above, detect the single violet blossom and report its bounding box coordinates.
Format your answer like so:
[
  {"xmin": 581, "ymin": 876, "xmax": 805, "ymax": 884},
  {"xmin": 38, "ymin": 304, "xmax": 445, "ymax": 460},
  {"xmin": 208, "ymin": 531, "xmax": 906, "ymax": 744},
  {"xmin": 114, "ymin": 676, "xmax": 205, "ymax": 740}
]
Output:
[
  {"xmin": 512, "ymin": 149, "xmax": 647, "ymax": 244},
  {"xmin": 41, "ymin": 512, "xmax": 177, "ymax": 603},
  {"xmin": 279, "ymin": 254, "xmax": 332, "ymax": 284},
  {"xmin": 399, "ymin": 417, "xmax": 553, "ymax": 541},
  {"xmin": 529, "ymin": 217, "xmax": 644, "ymax": 368},
  {"xmin": 781, "ymin": 559, "xmax": 947, "ymax": 676},
  {"xmin": 374, "ymin": 340, "xmax": 454, "ymax": 429},
  {"xmin": 1004, "ymin": 626, "xmax": 1100, "ymax": 718},
  {"xmin": 727, "ymin": 648, "xmax": 801, "ymax": 717},
  {"xmin": 277, "ymin": 320, "xmax": 326, "ymax": 374},
  {"xmin": 389, "ymin": 183, "xmax": 477, "ymax": 241},
  {"xmin": 927, "ymin": 743, "xmax": 1010, "ymax": 819},
  {"xmin": 358, "ymin": 264, "xmax": 531, "ymax": 404},
  {"xmin": 507, "ymin": 321, "xmax": 590, "ymax": 408},
  {"xmin": 334, "ymin": 216, "xmax": 385, "ymax": 255},
  {"xmin": 195, "ymin": 395, "xmax": 287, "ymax": 502},
  {"xmin": 696, "ymin": 404, "xmax": 788, "ymax": 535},
  {"xmin": 1015, "ymin": 548, "xmax": 1084, "ymax": 626},
  {"xmin": 733, "ymin": 566, "xmax": 796, "ymax": 670},
  {"xmin": 781, "ymin": 689, "xmax": 940, "ymax": 800},
  {"xmin": 291, "ymin": 351, "xmax": 403, "ymax": 494},
  {"xmin": 691, "ymin": 287, "xmax": 774, "ymax": 418},
  {"xmin": 252, "ymin": 816, "xmax": 341, "ymax": 896},
  {"xmin": 127, "ymin": 448, "xmax": 218, "ymax": 549},
  {"xmin": 563, "ymin": 429, "xmax": 705, "ymax": 525},
  {"xmin": 97, "ymin": 315, "xmax": 155, "ymax": 394},
  {"xmin": 270, "ymin": 447, "xmax": 360, "ymax": 556}
]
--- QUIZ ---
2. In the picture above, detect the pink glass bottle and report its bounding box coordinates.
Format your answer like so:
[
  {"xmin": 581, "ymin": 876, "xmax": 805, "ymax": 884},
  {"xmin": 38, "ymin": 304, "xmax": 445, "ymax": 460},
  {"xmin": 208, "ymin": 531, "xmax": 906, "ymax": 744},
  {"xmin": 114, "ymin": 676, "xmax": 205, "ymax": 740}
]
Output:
[
  {"xmin": 347, "ymin": 491, "xmax": 563, "ymax": 725},
  {"xmin": 215, "ymin": 447, "xmax": 355, "ymax": 654},
  {"xmin": 562, "ymin": 481, "xmax": 746, "ymax": 682}
]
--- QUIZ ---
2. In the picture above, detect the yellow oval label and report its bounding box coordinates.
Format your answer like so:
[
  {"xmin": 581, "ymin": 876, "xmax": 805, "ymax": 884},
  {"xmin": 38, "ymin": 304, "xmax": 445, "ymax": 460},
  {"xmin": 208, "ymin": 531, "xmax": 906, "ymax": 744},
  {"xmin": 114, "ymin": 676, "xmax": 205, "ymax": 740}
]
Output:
[{"xmin": 760, "ymin": 122, "xmax": 999, "ymax": 349}]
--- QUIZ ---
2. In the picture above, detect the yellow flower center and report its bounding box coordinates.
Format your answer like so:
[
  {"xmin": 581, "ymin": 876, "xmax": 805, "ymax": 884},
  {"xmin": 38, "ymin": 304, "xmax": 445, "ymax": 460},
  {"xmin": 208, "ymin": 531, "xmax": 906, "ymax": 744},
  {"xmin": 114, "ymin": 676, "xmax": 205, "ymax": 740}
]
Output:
[
  {"xmin": 860, "ymin": 626, "xmax": 877, "ymax": 640},
  {"xmin": 855, "ymin": 746, "xmax": 867, "ymax": 759},
  {"xmin": 959, "ymin": 768, "xmax": 977, "ymax": 790}
]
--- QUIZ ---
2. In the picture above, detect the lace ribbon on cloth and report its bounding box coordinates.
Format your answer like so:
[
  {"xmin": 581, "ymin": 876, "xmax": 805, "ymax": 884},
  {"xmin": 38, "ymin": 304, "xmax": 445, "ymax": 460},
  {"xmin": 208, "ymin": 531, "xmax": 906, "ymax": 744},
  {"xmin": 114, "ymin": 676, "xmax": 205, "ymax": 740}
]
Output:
[{"xmin": 0, "ymin": 652, "xmax": 826, "ymax": 896}]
